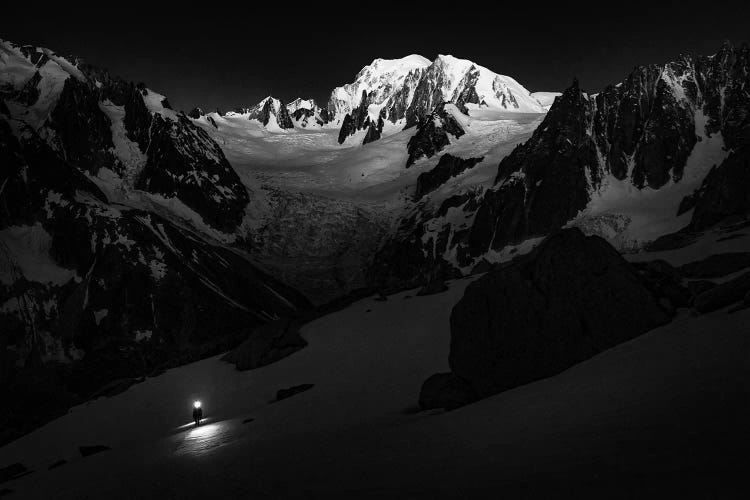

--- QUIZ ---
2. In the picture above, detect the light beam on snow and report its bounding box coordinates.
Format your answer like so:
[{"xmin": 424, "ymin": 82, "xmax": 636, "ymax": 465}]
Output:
[{"xmin": 176, "ymin": 422, "xmax": 234, "ymax": 457}]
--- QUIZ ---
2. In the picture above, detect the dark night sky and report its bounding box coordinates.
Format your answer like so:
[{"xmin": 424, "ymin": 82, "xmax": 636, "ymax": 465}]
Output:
[{"xmin": 2, "ymin": 2, "xmax": 748, "ymax": 112}]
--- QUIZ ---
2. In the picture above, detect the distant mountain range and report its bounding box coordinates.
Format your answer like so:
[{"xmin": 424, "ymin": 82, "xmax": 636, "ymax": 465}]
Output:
[{"xmin": 188, "ymin": 53, "xmax": 558, "ymax": 144}]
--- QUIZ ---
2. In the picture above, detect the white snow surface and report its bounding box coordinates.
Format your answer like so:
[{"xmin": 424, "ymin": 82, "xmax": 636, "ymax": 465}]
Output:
[
  {"xmin": 530, "ymin": 91, "xmax": 562, "ymax": 110},
  {"xmin": 327, "ymin": 53, "xmax": 546, "ymax": 123},
  {"xmin": 3, "ymin": 272, "xmax": 750, "ymax": 497}
]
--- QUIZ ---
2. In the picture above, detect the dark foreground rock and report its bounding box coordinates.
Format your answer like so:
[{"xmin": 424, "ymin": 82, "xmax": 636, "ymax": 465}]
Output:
[
  {"xmin": 693, "ymin": 271, "xmax": 750, "ymax": 313},
  {"xmin": 423, "ymin": 228, "xmax": 671, "ymax": 404},
  {"xmin": 683, "ymin": 147, "xmax": 750, "ymax": 231},
  {"xmin": 418, "ymin": 373, "xmax": 476, "ymax": 410},
  {"xmin": 275, "ymin": 384, "xmax": 314, "ymax": 402},
  {"xmin": 221, "ymin": 319, "xmax": 307, "ymax": 371},
  {"xmin": 632, "ymin": 260, "xmax": 693, "ymax": 313}
]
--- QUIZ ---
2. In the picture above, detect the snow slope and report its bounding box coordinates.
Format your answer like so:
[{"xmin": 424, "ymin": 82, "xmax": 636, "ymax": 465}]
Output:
[
  {"xmin": 530, "ymin": 91, "xmax": 561, "ymax": 110},
  {"xmin": 327, "ymin": 54, "xmax": 431, "ymax": 122},
  {"xmin": 2, "ymin": 268, "xmax": 749, "ymax": 498}
]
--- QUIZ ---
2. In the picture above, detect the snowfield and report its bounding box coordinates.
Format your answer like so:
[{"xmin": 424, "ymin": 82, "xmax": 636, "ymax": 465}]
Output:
[{"xmin": 3, "ymin": 264, "xmax": 750, "ymax": 497}]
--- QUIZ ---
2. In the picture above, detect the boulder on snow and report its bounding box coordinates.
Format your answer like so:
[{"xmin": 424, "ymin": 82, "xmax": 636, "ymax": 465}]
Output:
[
  {"xmin": 445, "ymin": 228, "xmax": 671, "ymax": 398},
  {"xmin": 78, "ymin": 445, "xmax": 110, "ymax": 458},
  {"xmin": 48, "ymin": 460, "xmax": 67, "ymax": 470},
  {"xmin": 693, "ymin": 271, "xmax": 750, "ymax": 313},
  {"xmin": 221, "ymin": 319, "xmax": 307, "ymax": 371},
  {"xmin": 418, "ymin": 373, "xmax": 476, "ymax": 410},
  {"xmin": 275, "ymin": 384, "xmax": 314, "ymax": 402},
  {"xmin": 0, "ymin": 463, "xmax": 30, "ymax": 484}
]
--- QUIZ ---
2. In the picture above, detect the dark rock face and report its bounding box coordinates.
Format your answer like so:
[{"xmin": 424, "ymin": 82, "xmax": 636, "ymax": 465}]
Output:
[
  {"xmin": 337, "ymin": 113, "xmax": 356, "ymax": 144},
  {"xmin": 683, "ymin": 147, "xmax": 750, "ymax": 231},
  {"xmin": 406, "ymin": 103, "xmax": 465, "ymax": 167},
  {"xmin": 369, "ymin": 190, "xmax": 479, "ymax": 293},
  {"xmin": 248, "ymin": 97, "xmax": 294, "ymax": 129},
  {"xmin": 221, "ymin": 319, "xmax": 307, "ymax": 371},
  {"xmin": 338, "ymin": 91, "xmax": 383, "ymax": 145},
  {"xmin": 405, "ymin": 60, "xmax": 454, "ymax": 128},
  {"xmin": 290, "ymin": 106, "xmax": 325, "ymax": 127},
  {"xmin": 362, "ymin": 115, "xmax": 384, "ymax": 145},
  {"xmin": 274, "ymin": 99, "xmax": 294, "ymax": 129},
  {"xmin": 48, "ymin": 76, "xmax": 118, "ymax": 176},
  {"xmin": 134, "ymin": 113, "xmax": 249, "ymax": 232},
  {"xmin": 385, "ymin": 68, "xmax": 423, "ymax": 123},
  {"xmin": 38, "ymin": 59, "xmax": 250, "ymax": 234},
  {"xmin": 187, "ymin": 107, "xmax": 203, "ymax": 119},
  {"xmin": 17, "ymin": 70, "xmax": 42, "ymax": 106},
  {"xmin": 451, "ymin": 65, "xmax": 483, "ymax": 114},
  {"xmin": 465, "ymin": 79, "xmax": 599, "ymax": 254},
  {"xmin": 414, "ymin": 154, "xmax": 483, "ymax": 200},
  {"xmin": 0, "ymin": 43, "xmax": 311, "ymax": 445},
  {"xmin": 693, "ymin": 271, "xmax": 750, "ymax": 313},
  {"xmin": 369, "ymin": 42, "xmax": 750, "ymax": 292},
  {"xmin": 446, "ymin": 229, "xmax": 670, "ymax": 398},
  {"xmin": 468, "ymin": 43, "xmax": 749, "ymax": 254},
  {"xmin": 418, "ymin": 372, "xmax": 476, "ymax": 410}
]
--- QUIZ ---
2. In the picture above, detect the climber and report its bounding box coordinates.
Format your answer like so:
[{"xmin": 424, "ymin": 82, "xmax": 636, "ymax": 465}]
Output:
[{"xmin": 192, "ymin": 400, "xmax": 203, "ymax": 425}]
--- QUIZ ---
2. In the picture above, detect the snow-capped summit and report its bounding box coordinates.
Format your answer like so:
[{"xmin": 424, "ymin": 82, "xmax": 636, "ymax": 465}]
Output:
[
  {"xmin": 227, "ymin": 96, "xmax": 294, "ymax": 130},
  {"xmin": 326, "ymin": 54, "xmax": 432, "ymax": 124},
  {"xmin": 326, "ymin": 53, "xmax": 549, "ymax": 128}
]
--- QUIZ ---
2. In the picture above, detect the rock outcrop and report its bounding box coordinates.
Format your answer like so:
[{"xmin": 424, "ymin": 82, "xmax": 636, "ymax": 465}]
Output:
[
  {"xmin": 405, "ymin": 103, "xmax": 465, "ymax": 167},
  {"xmin": 337, "ymin": 91, "xmax": 386, "ymax": 145},
  {"xmin": 371, "ymin": 42, "xmax": 750, "ymax": 291},
  {"xmin": 682, "ymin": 147, "xmax": 750, "ymax": 230},
  {"xmin": 414, "ymin": 154, "xmax": 483, "ymax": 200},
  {"xmin": 0, "ymin": 40, "xmax": 310, "ymax": 445},
  {"xmin": 420, "ymin": 229, "xmax": 670, "ymax": 406},
  {"xmin": 221, "ymin": 319, "xmax": 307, "ymax": 371}
]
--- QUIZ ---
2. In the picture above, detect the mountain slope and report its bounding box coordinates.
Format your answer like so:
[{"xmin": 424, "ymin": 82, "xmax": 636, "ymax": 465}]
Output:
[
  {"xmin": 371, "ymin": 41, "xmax": 750, "ymax": 288},
  {"xmin": 0, "ymin": 40, "xmax": 310, "ymax": 444},
  {"xmin": 327, "ymin": 54, "xmax": 549, "ymax": 131}
]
